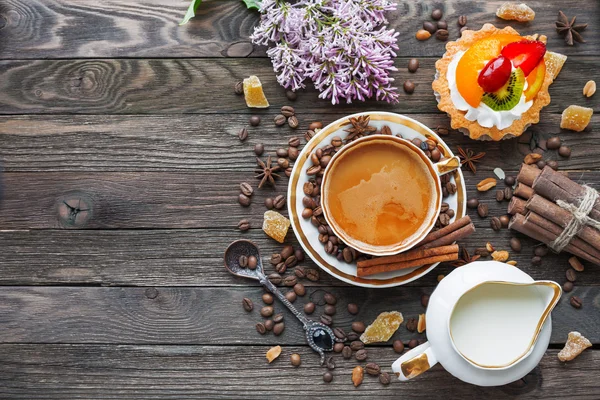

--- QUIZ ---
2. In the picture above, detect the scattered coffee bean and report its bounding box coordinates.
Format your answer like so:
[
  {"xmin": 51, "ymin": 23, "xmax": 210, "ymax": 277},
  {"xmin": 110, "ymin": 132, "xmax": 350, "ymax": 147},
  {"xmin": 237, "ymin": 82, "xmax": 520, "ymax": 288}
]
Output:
[
  {"xmin": 558, "ymin": 145, "xmax": 571, "ymax": 158},
  {"xmin": 293, "ymin": 283, "xmax": 306, "ymax": 296},
  {"xmin": 254, "ymin": 143, "xmax": 264, "ymax": 156},
  {"xmin": 403, "ymin": 80, "xmax": 415, "ymax": 94},
  {"xmin": 504, "ymin": 186, "xmax": 513, "ymax": 201},
  {"xmin": 326, "ymin": 356, "xmax": 336, "ymax": 370},
  {"xmin": 408, "ymin": 339, "xmax": 419, "ymax": 349},
  {"xmin": 563, "ymin": 281, "xmax": 574, "ymax": 292},
  {"xmin": 406, "ymin": 318, "xmax": 417, "ymax": 332},
  {"xmin": 239, "ymin": 255, "xmax": 249, "ymax": 268},
  {"xmin": 379, "ymin": 372, "xmax": 391, "ymax": 385},
  {"xmin": 467, "ymin": 198, "xmax": 479, "ymax": 209},
  {"xmin": 281, "ymin": 105, "xmax": 295, "ymax": 117},
  {"xmin": 256, "ymin": 322, "xmax": 266, "ymax": 334},
  {"xmin": 366, "ymin": 363, "xmax": 381, "ymax": 376},
  {"xmin": 294, "ymin": 266, "xmax": 306, "ymax": 279},
  {"xmin": 437, "ymin": 20, "xmax": 448, "ymax": 30},
  {"xmin": 276, "ymin": 148, "xmax": 288, "ymax": 158},
  {"xmin": 393, "ymin": 340, "xmax": 405, "ymax": 353},
  {"xmin": 238, "ymin": 219, "xmax": 250, "ymax": 231},
  {"xmin": 273, "ymin": 313, "xmax": 284, "ymax": 324},
  {"xmin": 240, "ymin": 182, "xmax": 253, "ymax": 197},
  {"xmin": 495, "ymin": 190, "xmax": 505, "ymax": 202},
  {"xmin": 324, "ymin": 293, "xmax": 337, "ymax": 305},
  {"xmin": 285, "ymin": 291, "xmax": 297, "ymax": 303},
  {"xmin": 531, "ymin": 256, "xmax": 542, "ymax": 266},
  {"xmin": 421, "ymin": 294, "xmax": 430, "ymax": 307},
  {"xmin": 342, "ymin": 346, "xmax": 352, "ymax": 359},
  {"xmin": 534, "ymin": 246, "xmax": 549, "ymax": 257},
  {"xmin": 499, "ymin": 215, "xmax": 510, "ymax": 229},
  {"xmin": 347, "ymin": 303, "xmax": 359, "ymax": 314},
  {"xmin": 290, "ymin": 353, "xmax": 301, "ymax": 366},
  {"xmin": 274, "ymin": 114, "xmax": 286, "ymax": 126},
  {"xmin": 273, "ymin": 322, "xmax": 285, "ymax": 335},
  {"xmin": 324, "ymin": 304, "xmax": 336, "ymax": 316},
  {"xmin": 288, "ymin": 115, "xmax": 299, "ymax": 129},
  {"xmin": 271, "ymin": 254, "xmax": 282, "ymax": 266},
  {"xmin": 273, "ymin": 195, "xmax": 286, "ymax": 210},
  {"xmin": 333, "ymin": 342, "xmax": 344, "ymax": 353},
  {"xmin": 288, "ymin": 137, "xmax": 301, "ymax": 148},
  {"xmin": 352, "ymin": 321, "xmax": 366, "ymax": 333},
  {"xmin": 264, "ymin": 197, "xmax": 274, "ymax": 210},
  {"xmin": 238, "ymin": 127, "xmax": 249, "ymax": 142},
  {"xmin": 285, "ymin": 90, "xmax": 297, "ymax": 101},
  {"xmin": 234, "ymin": 81, "xmax": 244, "ymax": 95},
  {"xmin": 350, "ymin": 341, "xmax": 365, "ymax": 351},
  {"xmin": 306, "ymin": 269, "xmax": 320, "ymax": 282},
  {"xmin": 547, "ymin": 160, "xmax": 559, "ymax": 170},
  {"xmin": 323, "ymin": 371, "xmax": 333, "ymax": 383},
  {"xmin": 423, "ymin": 21, "xmax": 437, "ymax": 34},
  {"xmin": 505, "ymin": 176, "xmax": 516, "ymax": 186},
  {"xmin": 277, "ymin": 157, "xmax": 289, "ymax": 169},
  {"xmin": 249, "ymin": 116, "xmax": 261, "ymax": 126},
  {"xmin": 248, "ymin": 255, "xmax": 258, "ymax": 270},
  {"xmin": 570, "ymin": 296, "xmax": 583, "ymax": 309},
  {"xmin": 436, "ymin": 125, "xmax": 449, "ymax": 136},
  {"xmin": 304, "ymin": 302, "xmax": 315, "ymax": 314},
  {"xmin": 477, "ymin": 203, "xmax": 489, "ymax": 218},
  {"xmin": 260, "ymin": 306, "xmax": 274, "ymax": 318},
  {"xmin": 536, "ymin": 160, "xmax": 546, "ymax": 169},
  {"xmin": 242, "ymin": 297, "xmax": 253, "ymax": 312},
  {"xmin": 490, "ymin": 217, "xmax": 502, "ymax": 231},
  {"xmin": 309, "ymin": 121, "xmax": 323, "ymax": 130},
  {"xmin": 261, "ymin": 293, "xmax": 274, "ymax": 305},
  {"xmin": 458, "ymin": 15, "xmax": 467, "ymax": 26},
  {"xmin": 355, "ymin": 349, "xmax": 368, "ymax": 361},
  {"xmin": 408, "ymin": 58, "xmax": 420, "ymax": 72},
  {"xmin": 264, "ymin": 319, "xmax": 274, "ymax": 331},
  {"xmin": 320, "ymin": 314, "xmax": 333, "ymax": 325},
  {"xmin": 284, "ymin": 255, "xmax": 297, "ymax": 268},
  {"xmin": 510, "ymin": 238, "xmax": 522, "ymax": 252},
  {"xmin": 238, "ymin": 194, "xmax": 251, "ymax": 207},
  {"xmin": 346, "ymin": 331, "xmax": 359, "ymax": 342},
  {"xmin": 439, "ymin": 213, "xmax": 450, "ymax": 226},
  {"xmin": 431, "ymin": 8, "xmax": 443, "ymax": 20},
  {"xmin": 333, "ymin": 328, "xmax": 347, "ymax": 341},
  {"xmin": 268, "ymin": 273, "xmax": 282, "ymax": 285},
  {"xmin": 435, "ymin": 29, "xmax": 449, "ymax": 41},
  {"xmin": 275, "ymin": 262, "xmax": 286, "ymax": 274},
  {"xmin": 547, "ymin": 136, "xmax": 561, "ymax": 150},
  {"xmin": 569, "ymin": 256, "xmax": 585, "ymax": 272},
  {"xmin": 566, "ymin": 269, "xmax": 577, "ymax": 282}
]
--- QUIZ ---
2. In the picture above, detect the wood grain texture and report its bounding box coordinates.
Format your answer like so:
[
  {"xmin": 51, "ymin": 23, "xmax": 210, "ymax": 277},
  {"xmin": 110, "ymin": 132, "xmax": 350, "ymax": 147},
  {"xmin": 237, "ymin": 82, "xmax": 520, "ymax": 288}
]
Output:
[
  {"xmin": 1, "ymin": 227, "xmax": 600, "ymax": 288},
  {"xmin": 1, "ymin": 344, "xmax": 598, "ymax": 399},
  {"xmin": 0, "ymin": 57, "xmax": 598, "ymax": 115},
  {"xmin": 0, "ymin": 286, "xmax": 598, "ymax": 345},
  {"xmin": 1, "ymin": 114, "xmax": 599, "ymax": 172},
  {"xmin": 0, "ymin": 0, "xmax": 598, "ymax": 59}
]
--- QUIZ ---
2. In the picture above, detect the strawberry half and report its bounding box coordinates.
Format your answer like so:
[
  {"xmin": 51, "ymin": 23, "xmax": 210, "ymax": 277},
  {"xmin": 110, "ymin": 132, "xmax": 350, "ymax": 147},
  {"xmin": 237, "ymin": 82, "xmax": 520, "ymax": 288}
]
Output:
[
  {"xmin": 500, "ymin": 40, "xmax": 546, "ymax": 77},
  {"xmin": 478, "ymin": 55, "xmax": 512, "ymax": 93}
]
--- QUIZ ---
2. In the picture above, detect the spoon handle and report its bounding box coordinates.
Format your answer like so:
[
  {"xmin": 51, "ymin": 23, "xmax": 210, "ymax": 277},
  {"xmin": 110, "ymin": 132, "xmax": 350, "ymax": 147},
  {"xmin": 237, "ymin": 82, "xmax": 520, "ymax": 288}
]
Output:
[{"xmin": 260, "ymin": 275, "xmax": 311, "ymax": 327}]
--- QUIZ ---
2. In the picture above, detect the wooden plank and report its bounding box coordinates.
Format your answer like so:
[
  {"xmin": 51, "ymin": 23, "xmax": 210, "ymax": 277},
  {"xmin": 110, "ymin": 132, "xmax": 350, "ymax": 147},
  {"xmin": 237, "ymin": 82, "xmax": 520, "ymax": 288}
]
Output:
[
  {"xmin": 0, "ymin": 344, "xmax": 598, "ymax": 399},
  {"xmin": 1, "ymin": 227, "xmax": 599, "ymax": 288},
  {"xmin": 0, "ymin": 286, "xmax": 597, "ymax": 345},
  {"xmin": 0, "ymin": 57, "xmax": 598, "ymax": 115},
  {"xmin": 1, "ymin": 1, "xmax": 598, "ymax": 59},
  {"xmin": 1, "ymin": 114, "xmax": 599, "ymax": 172}
]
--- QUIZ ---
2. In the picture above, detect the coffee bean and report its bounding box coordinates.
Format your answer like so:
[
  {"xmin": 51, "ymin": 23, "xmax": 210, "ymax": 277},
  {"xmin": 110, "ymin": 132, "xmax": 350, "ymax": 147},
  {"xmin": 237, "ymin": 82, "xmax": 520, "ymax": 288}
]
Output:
[
  {"xmin": 510, "ymin": 238, "xmax": 522, "ymax": 252},
  {"xmin": 490, "ymin": 217, "xmax": 502, "ymax": 231},
  {"xmin": 306, "ymin": 269, "xmax": 320, "ymax": 282},
  {"xmin": 439, "ymin": 213, "xmax": 450, "ymax": 226},
  {"xmin": 393, "ymin": 340, "xmax": 405, "ymax": 353},
  {"xmin": 284, "ymin": 256, "xmax": 297, "ymax": 269},
  {"xmin": 352, "ymin": 321, "xmax": 366, "ymax": 333},
  {"xmin": 239, "ymin": 255, "xmax": 248, "ymax": 268},
  {"xmin": 570, "ymin": 296, "xmax": 583, "ymax": 309},
  {"xmin": 268, "ymin": 273, "xmax": 282, "ymax": 285},
  {"xmin": 495, "ymin": 190, "xmax": 505, "ymax": 202},
  {"xmin": 341, "ymin": 247, "xmax": 353, "ymax": 263},
  {"xmin": 273, "ymin": 313, "xmax": 284, "ymax": 323},
  {"xmin": 324, "ymin": 293, "xmax": 337, "ymax": 305},
  {"xmin": 563, "ymin": 281, "xmax": 574, "ymax": 292},
  {"xmin": 458, "ymin": 15, "xmax": 467, "ymax": 26},
  {"xmin": 276, "ymin": 148, "xmax": 288, "ymax": 158},
  {"xmin": 275, "ymin": 262, "xmax": 286, "ymax": 274},
  {"xmin": 408, "ymin": 339, "xmax": 419, "ymax": 349},
  {"xmin": 239, "ymin": 182, "xmax": 254, "ymax": 197},
  {"xmin": 304, "ymin": 302, "xmax": 315, "ymax": 314},
  {"xmin": 330, "ymin": 343, "xmax": 343, "ymax": 354},
  {"xmin": 505, "ymin": 176, "xmax": 516, "ymax": 186},
  {"xmin": 408, "ymin": 58, "xmax": 420, "ymax": 72},
  {"xmin": 290, "ymin": 353, "xmax": 301, "ymax": 366},
  {"xmin": 403, "ymin": 80, "xmax": 415, "ymax": 94},
  {"xmin": 248, "ymin": 255, "xmax": 257, "ymax": 270},
  {"xmin": 309, "ymin": 121, "xmax": 323, "ymax": 130},
  {"xmin": 320, "ymin": 155, "xmax": 332, "ymax": 168},
  {"xmin": 499, "ymin": 215, "xmax": 510, "ymax": 229},
  {"xmin": 467, "ymin": 198, "xmax": 479, "ymax": 209},
  {"xmin": 264, "ymin": 319, "xmax": 274, "ymax": 331},
  {"xmin": 475, "ymin": 248, "xmax": 490, "ymax": 257},
  {"xmin": 286, "ymin": 137, "xmax": 300, "ymax": 149},
  {"xmin": 504, "ymin": 186, "xmax": 513, "ymax": 201},
  {"xmin": 256, "ymin": 322, "xmax": 266, "ymax": 334},
  {"xmin": 269, "ymin": 254, "xmax": 282, "ymax": 266},
  {"xmin": 350, "ymin": 341, "xmax": 364, "ymax": 351},
  {"xmin": 320, "ymin": 314, "xmax": 333, "ymax": 325},
  {"xmin": 346, "ymin": 331, "xmax": 359, "ymax": 342},
  {"xmin": 273, "ymin": 322, "xmax": 285, "ymax": 335},
  {"xmin": 534, "ymin": 246, "xmax": 549, "ymax": 257},
  {"xmin": 234, "ymin": 81, "xmax": 244, "ymax": 95},
  {"xmin": 437, "ymin": 20, "xmax": 448, "ymax": 30},
  {"xmin": 281, "ymin": 105, "xmax": 295, "ymax": 117},
  {"xmin": 293, "ymin": 283, "xmax": 306, "ymax": 296},
  {"xmin": 305, "ymin": 130, "xmax": 316, "ymax": 141},
  {"xmin": 366, "ymin": 363, "xmax": 381, "ymax": 376},
  {"xmin": 238, "ymin": 219, "xmax": 250, "ymax": 231},
  {"xmin": 274, "ymin": 114, "xmax": 286, "ymax": 126},
  {"xmin": 431, "ymin": 8, "xmax": 443, "ymax": 20},
  {"xmin": 547, "ymin": 160, "xmax": 559, "ymax": 170},
  {"xmin": 326, "ymin": 356, "xmax": 336, "ymax": 370},
  {"xmin": 477, "ymin": 203, "xmax": 489, "ymax": 218},
  {"xmin": 531, "ymin": 256, "xmax": 542, "ymax": 266},
  {"xmin": 253, "ymin": 143, "xmax": 264, "ymax": 156},
  {"xmin": 537, "ymin": 160, "xmax": 546, "ymax": 170},
  {"xmin": 287, "ymin": 115, "xmax": 299, "ymax": 129},
  {"xmin": 547, "ymin": 136, "xmax": 561, "ymax": 150},
  {"xmin": 566, "ymin": 269, "xmax": 577, "ymax": 282},
  {"xmin": 238, "ymin": 193, "xmax": 251, "ymax": 207},
  {"xmin": 283, "ymin": 275, "xmax": 297, "ymax": 287},
  {"xmin": 355, "ymin": 349, "xmax": 368, "ymax": 361},
  {"xmin": 558, "ymin": 145, "xmax": 571, "ymax": 158},
  {"xmin": 342, "ymin": 346, "xmax": 352, "ymax": 359},
  {"xmin": 277, "ymin": 157, "xmax": 289, "ymax": 169},
  {"xmin": 261, "ymin": 293, "xmax": 274, "ymax": 305},
  {"xmin": 333, "ymin": 328, "xmax": 347, "ymax": 341},
  {"xmin": 435, "ymin": 29, "xmax": 449, "ymax": 41},
  {"xmin": 260, "ymin": 306, "xmax": 274, "ymax": 318},
  {"xmin": 423, "ymin": 21, "xmax": 437, "ymax": 34},
  {"xmin": 324, "ymin": 304, "xmax": 336, "ymax": 316},
  {"xmin": 242, "ymin": 297, "xmax": 253, "ymax": 312},
  {"xmin": 238, "ymin": 127, "xmax": 248, "ymax": 142},
  {"xmin": 347, "ymin": 303, "xmax": 359, "ymax": 315},
  {"xmin": 379, "ymin": 372, "xmax": 391, "ymax": 385},
  {"xmin": 323, "ymin": 371, "xmax": 333, "ymax": 383},
  {"xmin": 273, "ymin": 195, "xmax": 286, "ymax": 210},
  {"xmin": 569, "ymin": 256, "xmax": 585, "ymax": 272},
  {"xmin": 406, "ymin": 318, "xmax": 417, "ymax": 332},
  {"xmin": 421, "ymin": 294, "xmax": 430, "ymax": 307},
  {"xmin": 249, "ymin": 116, "xmax": 261, "ymax": 126},
  {"xmin": 285, "ymin": 90, "xmax": 297, "ymax": 101},
  {"xmin": 264, "ymin": 197, "xmax": 274, "ymax": 210},
  {"xmin": 280, "ymin": 245, "xmax": 294, "ymax": 259}
]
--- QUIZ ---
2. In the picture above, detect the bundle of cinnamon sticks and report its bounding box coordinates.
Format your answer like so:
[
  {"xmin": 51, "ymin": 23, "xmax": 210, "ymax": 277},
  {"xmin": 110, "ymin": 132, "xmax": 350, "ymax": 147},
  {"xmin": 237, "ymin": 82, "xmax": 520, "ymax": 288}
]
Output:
[
  {"xmin": 507, "ymin": 164, "xmax": 600, "ymax": 266},
  {"xmin": 356, "ymin": 216, "xmax": 475, "ymax": 277}
]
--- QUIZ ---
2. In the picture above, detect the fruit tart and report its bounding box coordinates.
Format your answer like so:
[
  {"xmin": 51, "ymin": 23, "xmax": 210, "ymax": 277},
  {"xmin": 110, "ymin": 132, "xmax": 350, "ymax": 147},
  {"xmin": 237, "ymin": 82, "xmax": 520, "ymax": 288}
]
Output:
[{"xmin": 433, "ymin": 24, "xmax": 567, "ymax": 140}]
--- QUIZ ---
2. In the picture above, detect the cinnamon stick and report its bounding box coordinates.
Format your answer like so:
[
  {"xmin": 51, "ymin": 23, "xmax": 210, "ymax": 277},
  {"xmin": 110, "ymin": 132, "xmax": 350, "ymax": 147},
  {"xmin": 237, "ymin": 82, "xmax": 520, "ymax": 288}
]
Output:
[
  {"xmin": 526, "ymin": 195, "xmax": 600, "ymax": 252},
  {"xmin": 420, "ymin": 223, "xmax": 475, "ymax": 249},
  {"xmin": 532, "ymin": 166, "xmax": 600, "ymax": 221},
  {"xmin": 414, "ymin": 215, "xmax": 471, "ymax": 248},
  {"xmin": 507, "ymin": 196, "xmax": 527, "ymax": 215},
  {"xmin": 509, "ymin": 214, "xmax": 600, "ymax": 265},
  {"xmin": 357, "ymin": 244, "xmax": 459, "ymax": 269},
  {"xmin": 517, "ymin": 163, "xmax": 541, "ymax": 186},
  {"xmin": 514, "ymin": 182, "xmax": 534, "ymax": 200},
  {"xmin": 357, "ymin": 252, "xmax": 459, "ymax": 277}
]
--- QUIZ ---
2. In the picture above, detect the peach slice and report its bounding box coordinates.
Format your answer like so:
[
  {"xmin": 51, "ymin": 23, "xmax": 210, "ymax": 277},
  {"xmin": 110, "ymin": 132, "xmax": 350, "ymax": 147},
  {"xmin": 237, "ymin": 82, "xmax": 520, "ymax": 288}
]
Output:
[
  {"xmin": 456, "ymin": 34, "xmax": 522, "ymax": 108},
  {"xmin": 524, "ymin": 61, "xmax": 546, "ymax": 101}
]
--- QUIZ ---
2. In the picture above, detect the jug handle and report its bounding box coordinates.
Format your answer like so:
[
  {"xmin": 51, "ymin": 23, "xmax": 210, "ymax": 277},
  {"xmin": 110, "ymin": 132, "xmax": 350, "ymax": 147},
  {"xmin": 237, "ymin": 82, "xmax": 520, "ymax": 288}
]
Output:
[{"xmin": 391, "ymin": 341, "xmax": 438, "ymax": 381}]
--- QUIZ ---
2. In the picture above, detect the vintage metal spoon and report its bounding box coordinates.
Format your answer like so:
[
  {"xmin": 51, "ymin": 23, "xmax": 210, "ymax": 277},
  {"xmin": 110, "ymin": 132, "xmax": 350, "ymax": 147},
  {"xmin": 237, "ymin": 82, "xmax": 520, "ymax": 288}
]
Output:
[{"xmin": 224, "ymin": 240, "xmax": 341, "ymax": 365}]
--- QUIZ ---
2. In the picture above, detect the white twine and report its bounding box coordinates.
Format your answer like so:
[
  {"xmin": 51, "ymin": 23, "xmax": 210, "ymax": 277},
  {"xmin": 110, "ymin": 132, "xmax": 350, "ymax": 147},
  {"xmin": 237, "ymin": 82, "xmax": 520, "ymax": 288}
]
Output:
[{"xmin": 550, "ymin": 185, "xmax": 600, "ymax": 252}]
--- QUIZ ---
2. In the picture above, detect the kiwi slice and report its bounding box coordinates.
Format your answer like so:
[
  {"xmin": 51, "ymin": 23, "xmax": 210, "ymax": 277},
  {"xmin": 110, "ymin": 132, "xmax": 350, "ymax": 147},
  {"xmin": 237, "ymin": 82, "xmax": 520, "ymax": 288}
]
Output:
[{"xmin": 481, "ymin": 68, "xmax": 525, "ymax": 111}]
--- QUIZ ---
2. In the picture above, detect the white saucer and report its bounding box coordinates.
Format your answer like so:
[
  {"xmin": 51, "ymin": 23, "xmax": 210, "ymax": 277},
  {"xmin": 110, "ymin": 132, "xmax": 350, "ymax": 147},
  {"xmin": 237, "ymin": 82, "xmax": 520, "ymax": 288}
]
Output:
[{"xmin": 287, "ymin": 112, "xmax": 467, "ymax": 288}]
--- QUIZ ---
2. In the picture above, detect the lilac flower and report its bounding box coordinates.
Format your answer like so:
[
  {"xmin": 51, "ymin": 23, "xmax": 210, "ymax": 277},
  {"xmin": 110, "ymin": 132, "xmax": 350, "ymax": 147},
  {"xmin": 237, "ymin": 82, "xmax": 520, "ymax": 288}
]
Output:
[{"xmin": 250, "ymin": 0, "xmax": 399, "ymax": 104}]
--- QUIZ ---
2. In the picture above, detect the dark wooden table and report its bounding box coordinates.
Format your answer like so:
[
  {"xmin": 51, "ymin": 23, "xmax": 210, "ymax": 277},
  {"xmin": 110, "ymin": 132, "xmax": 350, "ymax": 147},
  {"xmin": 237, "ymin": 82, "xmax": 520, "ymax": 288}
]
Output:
[{"xmin": 0, "ymin": 0, "xmax": 599, "ymax": 398}]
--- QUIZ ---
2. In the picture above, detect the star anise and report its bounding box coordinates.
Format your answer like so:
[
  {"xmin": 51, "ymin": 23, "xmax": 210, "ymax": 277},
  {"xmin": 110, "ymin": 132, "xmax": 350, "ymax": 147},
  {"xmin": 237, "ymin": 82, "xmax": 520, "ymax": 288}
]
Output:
[
  {"xmin": 450, "ymin": 248, "xmax": 480, "ymax": 267},
  {"xmin": 255, "ymin": 155, "xmax": 281, "ymax": 188},
  {"xmin": 556, "ymin": 11, "xmax": 587, "ymax": 46},
  {"xmin": 344, "ymin": 115, "xmax": 377, "ymax": 143},
  {"xmin": 457, "ymin": 146, "xmax": 485, "ymax": 174}
]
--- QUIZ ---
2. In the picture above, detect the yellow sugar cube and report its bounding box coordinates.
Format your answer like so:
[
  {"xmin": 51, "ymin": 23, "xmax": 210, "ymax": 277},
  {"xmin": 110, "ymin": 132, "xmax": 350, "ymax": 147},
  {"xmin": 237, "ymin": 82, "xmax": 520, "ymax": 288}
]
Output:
[
  {"xmin": 243, "ymin": 75, "xmax": 270, "ymax": 108},
  {"xmin": 560, "ymin": 105, "xmax": 593, "ymax": 132},
  {"xmin": 263, "ymin": 210, "xmax": 290, "ymax": 243}
]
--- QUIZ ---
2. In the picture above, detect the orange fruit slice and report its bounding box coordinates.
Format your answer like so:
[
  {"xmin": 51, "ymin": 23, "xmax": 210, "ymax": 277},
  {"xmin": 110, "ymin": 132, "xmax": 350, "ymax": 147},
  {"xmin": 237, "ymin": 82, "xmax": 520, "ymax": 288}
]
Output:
[
  {"xmin": 456, "ymin": 34, "xmax": 522, "ymax": 108},
  {"xmin": 524, "ymin": 61, "xmax": 546, "ymax": 101}
]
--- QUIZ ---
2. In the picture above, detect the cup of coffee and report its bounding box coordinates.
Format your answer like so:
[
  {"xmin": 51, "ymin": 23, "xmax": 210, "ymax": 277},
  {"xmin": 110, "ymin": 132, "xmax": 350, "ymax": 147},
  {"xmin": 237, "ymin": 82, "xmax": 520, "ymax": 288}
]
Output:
[{"xmin": 321, "ymin": 135, "xmax": 460, "ymax": 256}]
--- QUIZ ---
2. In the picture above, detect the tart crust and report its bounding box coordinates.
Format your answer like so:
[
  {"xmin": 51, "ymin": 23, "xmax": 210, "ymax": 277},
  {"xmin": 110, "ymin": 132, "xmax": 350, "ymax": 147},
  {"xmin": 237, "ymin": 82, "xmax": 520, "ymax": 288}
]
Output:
[{"xmin": 432, "ymin": 24, "xmax": 554, "ymax": 141}]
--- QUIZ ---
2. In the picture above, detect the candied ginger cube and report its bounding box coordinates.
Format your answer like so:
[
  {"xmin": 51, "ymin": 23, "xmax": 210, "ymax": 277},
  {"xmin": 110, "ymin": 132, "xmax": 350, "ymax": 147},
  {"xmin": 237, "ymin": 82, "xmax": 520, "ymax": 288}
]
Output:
[
  {"xmin": 496, "ymin": 2, "xmax": 535, "ymax": 22},
  {"xmin": 558, "ymin": 331, "xmax": 591, "ymax": 362},
  {"xmin": 545, "ymin": 52, "xmax": 567, "ymax": 81},
  {"xmin": 243, "ymin": 75, "xmax": 270, "ymax": 108},
  {"xmin": 263, "ymin": 210, "xmax": 290, "ymax": 243},
  {"xmin": 360, "ymin": 311, "xmax": 404, "ymax": 344},
  {"xmin": 560, "ymin": 105, "xmax": 593, "ymax": 132}
]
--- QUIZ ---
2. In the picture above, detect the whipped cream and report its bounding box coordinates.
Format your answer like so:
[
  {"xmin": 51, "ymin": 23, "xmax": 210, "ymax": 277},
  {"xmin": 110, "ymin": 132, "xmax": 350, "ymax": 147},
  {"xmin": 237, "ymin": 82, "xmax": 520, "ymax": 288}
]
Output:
[{"xmin": 447, "ymin": 51, "xmax": 532, "ymax": 130}]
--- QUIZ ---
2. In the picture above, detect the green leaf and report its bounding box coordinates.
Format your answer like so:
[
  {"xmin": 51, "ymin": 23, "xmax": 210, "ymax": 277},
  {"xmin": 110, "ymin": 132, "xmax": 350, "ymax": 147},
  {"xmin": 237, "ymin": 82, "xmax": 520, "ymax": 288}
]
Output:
[
  {"xmin": 241, "ymin": 0, "xmax": 261, "ymax": 10},
  {"xmin": 179, "ymin": 0, "xmax": 203, "ymax": 26}
]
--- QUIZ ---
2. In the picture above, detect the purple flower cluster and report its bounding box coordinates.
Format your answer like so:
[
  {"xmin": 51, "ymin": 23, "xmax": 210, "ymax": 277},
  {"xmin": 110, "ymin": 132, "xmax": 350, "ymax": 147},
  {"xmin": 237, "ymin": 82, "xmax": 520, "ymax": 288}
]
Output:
[{"xmin": 250, "ymin": 0, "xmax": 399, "ymax": 104}]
